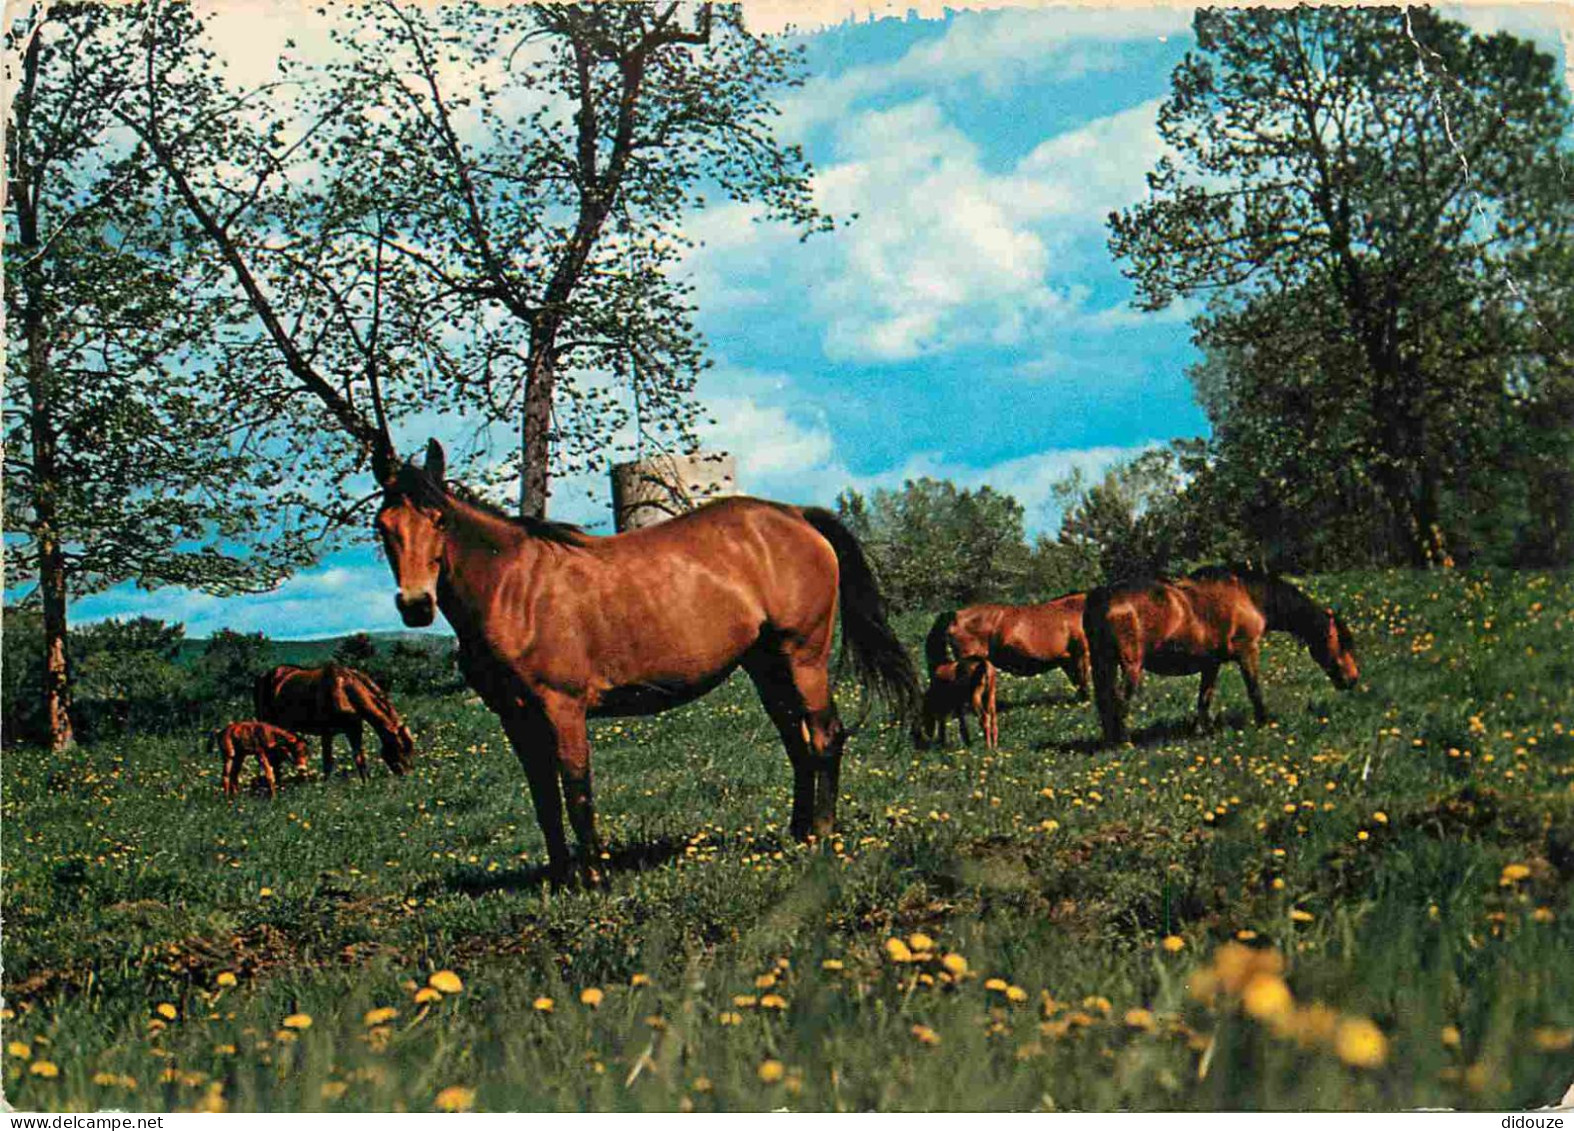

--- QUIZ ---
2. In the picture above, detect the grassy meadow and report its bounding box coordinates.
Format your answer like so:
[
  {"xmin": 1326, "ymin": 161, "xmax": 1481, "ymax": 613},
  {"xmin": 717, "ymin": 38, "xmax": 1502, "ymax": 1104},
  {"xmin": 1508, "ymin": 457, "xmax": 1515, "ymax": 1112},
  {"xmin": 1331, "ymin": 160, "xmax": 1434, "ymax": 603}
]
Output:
[{"xmin": 2, "ymin": 568, "xmax": 1572, "ymax": 1111}]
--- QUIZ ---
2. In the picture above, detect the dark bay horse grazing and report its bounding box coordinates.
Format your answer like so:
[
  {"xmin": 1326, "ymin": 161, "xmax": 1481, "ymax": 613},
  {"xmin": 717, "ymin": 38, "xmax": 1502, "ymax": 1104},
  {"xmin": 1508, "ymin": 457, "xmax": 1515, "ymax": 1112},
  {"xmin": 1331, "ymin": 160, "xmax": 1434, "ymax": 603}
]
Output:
[
  {"xmin": 914, "ymin": 657, "xmax": 998, "ymax": 751},
  {"xmin": 925, "ymin": 593, "xmax": 1090, "ymax": 704},
  {"xmin": 254, "ymin": 664, "xmax": 414, "ymax": 780},
  {"xmin": 211, "ymin": 720, "xmax": 309, "ymax": 799},
  {"xmin": 374, "ymin": 440, "xmax": 919, "ymax": 885},
  {"xmin": 1084, "ymin": 565, "xmax": 1360, "ymax": 745}
]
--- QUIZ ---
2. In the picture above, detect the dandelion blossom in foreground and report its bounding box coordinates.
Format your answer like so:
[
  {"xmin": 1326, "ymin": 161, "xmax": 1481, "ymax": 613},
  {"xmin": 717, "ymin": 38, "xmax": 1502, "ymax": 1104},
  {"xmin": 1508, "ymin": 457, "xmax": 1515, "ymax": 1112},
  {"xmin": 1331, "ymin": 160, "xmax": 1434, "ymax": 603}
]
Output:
[
  {"xmin": 429, "ymin": 970, "xmax": 464, "ymax": 994},
  {"xmin": 1335, "ymin": 1017, "xmax": 1388, "ymax": 1067},
  {"xmin": 434, "ymin": 1085, "xmax": 476, "ymax": 1111},
  {"xmin": 30, "ymin": 1061, "xmax": 60, "ymax": 1078},
  {"xmin": 941, "ymin": 953, "xmax": 968, "ymax": 976},
  {"xmin": 215, "ymin": 972, "xmax": 238, "ymax": 988},
  {"xmin": 1499, "ymin": 863, "xmax": 1532, "ymax": 885},
  {"xmin": 155, "ymin": 1003, "xmax": 178, "ymax": 1021},
  {"xmin": 532, "ymin": 997, "xmax": 555, "ymax": 1013},
  {"xmin": 580, "ymin": 987, "xmax": 604, "ymax": 1007},
  {"xmin": 363, "ymin": 1007, "xmax": 399, "ymax": 1027},
  {"xmin": 1241, "ymin": 975, "xmax": 1294, "ymax": 1021},
  {"xmin": 884, "ymin": 937, "xmax": 913, "ymax": 963},
  {"xmin": 414, "ymin": 988, "xmax": 443, "ymax": 1004},
  {"xmin": 282, "ymin": 1013, "xmax": 313, "ymax": 1030},
  {"xmin": 1161, "ymin": 935, "xmax": 1186, "ymax": 953},
  {"xmin": 758, "ymin": 1059, "xmax": 785, "ymax": 1083}
]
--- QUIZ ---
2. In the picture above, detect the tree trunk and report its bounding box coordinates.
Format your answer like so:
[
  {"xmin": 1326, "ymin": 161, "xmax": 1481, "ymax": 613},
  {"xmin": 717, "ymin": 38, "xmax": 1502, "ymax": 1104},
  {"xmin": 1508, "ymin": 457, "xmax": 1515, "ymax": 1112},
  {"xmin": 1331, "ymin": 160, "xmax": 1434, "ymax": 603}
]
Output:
[{"xmin": 518, "ymin": 332, "xmax": 556, "ymax": 519}]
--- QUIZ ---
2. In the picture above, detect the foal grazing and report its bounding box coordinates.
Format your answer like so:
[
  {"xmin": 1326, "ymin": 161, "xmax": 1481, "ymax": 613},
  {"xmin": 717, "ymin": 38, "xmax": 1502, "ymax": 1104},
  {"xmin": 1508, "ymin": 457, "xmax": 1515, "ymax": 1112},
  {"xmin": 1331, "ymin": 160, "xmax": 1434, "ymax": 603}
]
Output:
[
  {"xmin": 1084, "ymin": 565, "xmax": 1360, "ymax": 745},
  {"xmin": 914, "ymin": 657, "xmax": 998, "ymax": 750},
  {"xmin": 254, "ymin": 664, "xmax": 414, "ymax": 780},
  {"xmin": 212, "ymin": 721, "xmax": 309, "ymax": 799},
  {"xmin": 373, "ymin": 440, "xmax": 919, "ymax": 885},
  {"xmin": 925, "ymin": 593, "xmax": 1090, "ymax": 701}
]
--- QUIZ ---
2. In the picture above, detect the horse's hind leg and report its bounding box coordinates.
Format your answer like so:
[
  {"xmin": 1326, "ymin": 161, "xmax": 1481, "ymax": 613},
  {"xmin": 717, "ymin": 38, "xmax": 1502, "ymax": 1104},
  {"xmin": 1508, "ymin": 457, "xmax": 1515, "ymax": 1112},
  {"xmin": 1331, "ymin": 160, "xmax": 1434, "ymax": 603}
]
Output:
[
  {"xmin": 500, "ymin": 707, "xmax": 576, "ymax": 886},
  {"xmin": 321, "ymin": 733, "xmax": 335, "ymax": 778},
  {"xmin": 744, "ymin": 651, "xmax": 816, "ymax": 841},
  {"xmin": 746, "ymin": 649, "xmax": 844, "ymax": 841}
]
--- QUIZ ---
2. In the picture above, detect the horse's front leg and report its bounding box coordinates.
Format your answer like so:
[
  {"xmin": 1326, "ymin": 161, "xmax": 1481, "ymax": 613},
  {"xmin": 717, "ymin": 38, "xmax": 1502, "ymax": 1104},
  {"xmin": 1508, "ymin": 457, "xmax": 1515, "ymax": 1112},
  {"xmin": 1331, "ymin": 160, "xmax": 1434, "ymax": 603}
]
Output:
[
  {"xmin": 1237, "ymin": 643, "xmax": 1269, "ymax": 725},
  {"xmin": 541, "ymin": 696, "xmax": 605, "ymax": 887},
  {"xmin": 257, "ymin": 746, "xmax": 279, "ymax": 799},
  {"xmin": 1195, "ymin": 662, "xmax": 1221, "ymax": 730},
  {"xmin": 500, "ymin": 704, "xmax": 577, "ymax": 888},
  {"xmin": 349, "ymin": 721, "xmax": 369, "ymax": 782},
  {"xmin": 321, "ymin": 733, "xmax": 335, "ymax": 778}
]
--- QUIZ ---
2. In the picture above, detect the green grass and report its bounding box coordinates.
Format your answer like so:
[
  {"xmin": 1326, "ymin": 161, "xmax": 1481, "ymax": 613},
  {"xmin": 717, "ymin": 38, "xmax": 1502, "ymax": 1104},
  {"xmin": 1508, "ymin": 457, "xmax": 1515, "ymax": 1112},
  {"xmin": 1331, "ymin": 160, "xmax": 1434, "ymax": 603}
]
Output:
[{"xmin": 3, "ymin": 569, "xmax": 1572, "ymax": 1111}]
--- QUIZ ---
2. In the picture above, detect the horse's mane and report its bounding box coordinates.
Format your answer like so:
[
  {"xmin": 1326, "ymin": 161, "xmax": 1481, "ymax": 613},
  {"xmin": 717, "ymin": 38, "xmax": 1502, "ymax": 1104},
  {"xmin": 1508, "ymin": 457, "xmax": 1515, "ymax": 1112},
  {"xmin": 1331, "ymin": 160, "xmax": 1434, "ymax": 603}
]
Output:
[
  {"xmin": 388, "ymin": 462, "xmax": 587, "ymax": 546},
  {"xmin": 1188, "ymin": 563, "xmax": 1352, "ymax": 646}
]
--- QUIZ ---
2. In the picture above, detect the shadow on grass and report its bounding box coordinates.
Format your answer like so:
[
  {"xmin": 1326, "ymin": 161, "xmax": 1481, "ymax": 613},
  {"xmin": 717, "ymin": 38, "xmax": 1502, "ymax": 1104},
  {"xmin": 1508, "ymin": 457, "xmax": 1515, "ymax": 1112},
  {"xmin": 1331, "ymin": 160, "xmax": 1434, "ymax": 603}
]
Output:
[
  {"xmin": 1039, "ymin": 710, "xmax": 1255, "ymax": 754},
  {"xmin": 996, "ymin": 689, "xmax": 1089, "ymax": 714}
]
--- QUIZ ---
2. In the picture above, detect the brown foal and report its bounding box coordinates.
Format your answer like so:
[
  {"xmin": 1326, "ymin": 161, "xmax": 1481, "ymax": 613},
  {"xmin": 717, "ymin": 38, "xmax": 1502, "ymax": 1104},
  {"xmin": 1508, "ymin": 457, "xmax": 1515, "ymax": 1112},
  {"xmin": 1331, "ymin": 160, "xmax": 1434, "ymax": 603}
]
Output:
[
  {"xmin": 914, "ymin": 657, "xmax": 999, "ymax": 750},
  {"xmin": 213, "ymin": 720, "xmax": 309, "ymax": 799}
]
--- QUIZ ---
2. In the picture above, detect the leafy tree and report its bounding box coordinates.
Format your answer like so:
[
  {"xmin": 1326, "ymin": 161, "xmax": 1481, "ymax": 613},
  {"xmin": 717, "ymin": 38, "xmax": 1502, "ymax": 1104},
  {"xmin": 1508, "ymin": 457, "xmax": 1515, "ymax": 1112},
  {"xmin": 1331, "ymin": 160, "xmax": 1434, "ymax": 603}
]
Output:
[
  {"xmin": 3, "ymin": 4, "xmax": 317, "ymax": 750},
  {"xmin": 836, "ymin": 479, "xmax": 1038, "ymax": 613},
  {"xmin": 193, "ymin": 628, "xmax": 270, "ymax": 702},
  {"xmin": 1053, "ymin": 449, "xmax": 1187, "ymax": 581},
  {"xmin": 1110, "ymin": 7, "xmax": 1574, "ymax": 567},
  {"xmin": 318, "ymin": 1, "xmax": 831, "ymax": 515},
  {"xmin": 70, "ymin": 617, "xmax": 192, "ymax": 737}
]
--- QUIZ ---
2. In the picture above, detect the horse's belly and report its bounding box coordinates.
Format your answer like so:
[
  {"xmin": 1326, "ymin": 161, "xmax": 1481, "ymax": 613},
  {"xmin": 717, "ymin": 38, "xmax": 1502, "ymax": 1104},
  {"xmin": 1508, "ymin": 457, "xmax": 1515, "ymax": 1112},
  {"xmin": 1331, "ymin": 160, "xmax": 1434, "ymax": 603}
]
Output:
[
  {"xmin": 590, "ymin": 667, "xmax": 738, "ymax": 718},
  {"xmin": 1146, "ymin": 650, "xmax": 1210, "ymax": 676}
]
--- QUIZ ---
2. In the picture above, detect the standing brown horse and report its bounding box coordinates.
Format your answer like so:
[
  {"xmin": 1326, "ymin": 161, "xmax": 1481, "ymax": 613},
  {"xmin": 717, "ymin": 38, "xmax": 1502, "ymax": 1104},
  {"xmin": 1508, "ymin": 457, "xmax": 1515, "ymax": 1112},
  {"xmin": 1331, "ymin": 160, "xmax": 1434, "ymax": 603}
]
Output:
[
  {"xmin": 254, "ymin": 664, "xmax": 414, "ymax": 780},
  {"xmin": 925, "ymin": 593, "xmax": 1090, "ymax": 703},
  {"xmin": 373, "ymin": 440, "xmax": 919, "ymax": 885},
  {"xmin": 211, "ymin": 720, "xmax": 310, "ymax": 799},
  {"xmin": 1084, "ymin": 565, "xmax": 1360, "ymax": 745}
]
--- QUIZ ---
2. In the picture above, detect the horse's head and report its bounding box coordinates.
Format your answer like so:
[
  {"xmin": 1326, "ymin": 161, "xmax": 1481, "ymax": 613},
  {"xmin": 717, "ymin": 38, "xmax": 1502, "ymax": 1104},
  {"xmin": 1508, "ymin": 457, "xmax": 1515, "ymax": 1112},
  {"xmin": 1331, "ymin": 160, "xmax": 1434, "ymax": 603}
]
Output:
[
  {"xmin": 1311, "ymin": 608, "xmax": 1360, "ymax": 690},
  {"xmin": 279, "ymin": 730, "xmax": 310, "ymax": 771},
  {"xmin": 380, "ymin": 724, "xmax": 415, "ymax": 775},
  {"xmin": 375, "ymin": 439, "xmax": 450, "ymax": 628}
]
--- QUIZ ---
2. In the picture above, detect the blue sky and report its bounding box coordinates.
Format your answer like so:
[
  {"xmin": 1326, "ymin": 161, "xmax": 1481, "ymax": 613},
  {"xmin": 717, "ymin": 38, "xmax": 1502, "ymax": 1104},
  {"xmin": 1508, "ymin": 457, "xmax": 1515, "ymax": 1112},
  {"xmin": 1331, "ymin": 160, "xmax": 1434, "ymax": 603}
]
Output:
[{"xmin": 60, "ymin": 3, "xmax": 1571, "ymax": 639}]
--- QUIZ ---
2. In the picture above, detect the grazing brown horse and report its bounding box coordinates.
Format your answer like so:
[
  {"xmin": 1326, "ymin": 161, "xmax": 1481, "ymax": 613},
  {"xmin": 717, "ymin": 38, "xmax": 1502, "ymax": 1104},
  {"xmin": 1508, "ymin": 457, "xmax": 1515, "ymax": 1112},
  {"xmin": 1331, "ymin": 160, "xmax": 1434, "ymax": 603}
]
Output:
[
  {"xmin": 254, "ymin": 664, "xmax": 414, "ymax": 780},
  {"xmin": 373, "ymin": 440, "xmax": 919, "ymax": 885},
  {"xmin": 211, "ymin": 720, "xmax": 309, "ymax": 799},
  {"xmin": 1084, "ymin": 565, "xmax": 1360, "ymax": 745},
  {"xmin": 925, "ymin": 592, "xmax": 1090, "ymax": 702},
  {"xmin": 914, "ymin": 657, "xmax": 998, "ymax": 750}
]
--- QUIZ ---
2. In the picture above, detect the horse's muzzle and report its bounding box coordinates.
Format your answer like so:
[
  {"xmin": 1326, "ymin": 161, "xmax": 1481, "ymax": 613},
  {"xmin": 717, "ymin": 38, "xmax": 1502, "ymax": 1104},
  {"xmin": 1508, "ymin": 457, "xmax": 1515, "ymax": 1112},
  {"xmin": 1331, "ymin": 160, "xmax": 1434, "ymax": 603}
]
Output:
[{"xmin": 396, "ymin": 591, "xmax": 435, "ymax": 627}]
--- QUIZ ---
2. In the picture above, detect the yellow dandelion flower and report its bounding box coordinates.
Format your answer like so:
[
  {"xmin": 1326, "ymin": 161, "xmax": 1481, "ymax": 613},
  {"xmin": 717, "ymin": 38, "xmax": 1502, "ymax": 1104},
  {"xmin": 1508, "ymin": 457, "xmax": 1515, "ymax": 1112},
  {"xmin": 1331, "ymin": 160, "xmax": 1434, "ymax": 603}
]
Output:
[
  {"xmin": 1532, "ymin": 1028, "xmax": 1574, "ymax": 1052},
  {"xmin": 1373, "ymin": 811, "xmax": 1388, "ymax": 824},
  {"xmin": 533, "ymin": 997, "xmax": 554, "ymax": 1013},
  {"xmin": 580, "ymin": 987, "xmax": 604, "ymax": 1007},
  {"xmin": 910, "ymin": 1023, "xmax": 941, "ymax": 1045},
  {"xmin": 30, "ymin": 1061, "xmax": 60, "ymax": 1078},
  {"xmin": 156, "ymin": 1003, "xmax": 178, "ymax": 1021},
  {"xmin": 1289, "ymin": 908, "xmax": 1315, "ymax": 923},
  {"xmin": 758, "ymin": 1059, "xmax": 785, "ymax": 1084},
  {"xmin": 363, "ymin": 1007, "xmax": 399, "ymax": 1027},
  {"xmin": 754, "ymin": 973, "xmax": 777, "ymax": 989},
  {"xmin": 321, "ymin": 1081, "xmax": 349, "ymax": 1101},
  {"xmin": 1161, "ymin": 935, "xmax": 1186, "ymax": 953},
  {"xmin": 414, "ymin": 988, "xmax": 443, "ymax": 1004},
  {"xmin": 434, "ymin": 1085, "xmax": 476, "ymax": 1112},
  {"xmin": 259, "ymin": 887, "xmax": 273, "ymax": 898},
  {"xmin": 630, "ymin": 973, "xmax": 652, "ymax": 988},
  {"xmin": 885, "ymin": 937, "xmax": 914, "ymax": 963},
  {"xmin": 1124, "ymin": 1008, "xmax": 1156, "ymax": 1031},
  {"xmin": 821, "ymin": 959, "xmax": 844, "ymax": 972},
  {"xmin": 1499, "ymin": 863, "xmax": 1532, "ymax": 885},
  {"xmin": 760, "ymin": 993, "xmax": 788, "ymax": 1010},
  {"xmin": 717, "ymin": 1011, "xmax": 743, "ymax": 1026},
  {"xmin": 1531, "ymin": 907, "xmax": 1555, "ymax": 923},
  {"xmin": 692, "ymin": 1076, "xmax": 713, "ymax": 1093},
  {"xmin": 8, "ymin": 1041, "xmax": 31, "ymax": 1059},
  {"xmin": 1335, "ymin": 1017, "xmax": 1388, "ymax": 1067},
  {"xmin": 428, "ymin": 971, "xmax": 464, "ymax": 994},
  {"xmin": 908, "ymin": 932, "xmax": 935, "ymax": 953},
  {"xmin": 941, "ymin": 953, "xmax": 968, "ymax": 976},
  {"xmin": 1006, "ymin": 985, "xmax": 1029, "ymax": 1003},
  {"xmin": 733, "ymin": 994, "xmax": 758, "ymax": 1008},
  {"xmin": 215, "ymin": 972, "xmax": 238, "ymax": 988},
  {"xmin": 282, "ymin": 1013, "xmax": 313, "ymax": 1030},
  {"xmin": 1441, "ymin": 1025, "xmax": 1461, "ymax": 1048},
  {"xmin": 984, "ymin": 978, "xmax": 1009, "ymax": 992},
  {"xmin": 1241, "ymin": 974, "xmax": 1294, "ymax": 1021}
]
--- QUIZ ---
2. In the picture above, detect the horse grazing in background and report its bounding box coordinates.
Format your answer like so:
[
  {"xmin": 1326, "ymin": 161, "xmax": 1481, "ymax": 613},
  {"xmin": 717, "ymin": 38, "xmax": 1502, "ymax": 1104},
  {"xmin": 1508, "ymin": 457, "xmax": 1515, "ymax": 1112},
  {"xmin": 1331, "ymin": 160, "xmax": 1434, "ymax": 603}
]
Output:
[
  {"xmin": 254, "ymin": 664, "xmax": 414, "ymax": 780},
  {"xmin": 373, "ymin": 440, "xmax": 919, "ymax": 886},
  {"xmin": 914, "ymin": 657, "xmax": 998, "ymax": 751},
  {"xmin": 211, "ymin": 720, "xmax": 309, "ymax": 799},
  {"xmin": 925, "ymin": 592, "xmax": 1090, "ymax": 703},
  {"xmin": 1083, "ymin": 565, "xmax": 1360, "ymax": 745}
]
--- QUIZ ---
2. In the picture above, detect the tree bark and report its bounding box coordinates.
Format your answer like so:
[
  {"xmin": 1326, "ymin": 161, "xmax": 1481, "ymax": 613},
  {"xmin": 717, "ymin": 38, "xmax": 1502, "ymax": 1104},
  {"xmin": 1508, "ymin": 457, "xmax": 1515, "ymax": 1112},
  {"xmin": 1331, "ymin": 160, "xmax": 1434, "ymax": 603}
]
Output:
[{"xmin": 13, "ymin": 26, "xmax": 76, "ymax": 750}]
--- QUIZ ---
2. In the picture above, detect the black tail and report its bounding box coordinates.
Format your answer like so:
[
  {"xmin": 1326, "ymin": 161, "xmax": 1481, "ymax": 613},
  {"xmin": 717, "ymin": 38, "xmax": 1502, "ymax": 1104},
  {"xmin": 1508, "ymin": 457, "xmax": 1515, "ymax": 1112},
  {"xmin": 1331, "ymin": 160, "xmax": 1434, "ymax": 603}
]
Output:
[
  {"xmin": 802, "ymin": 507, "xmax": 921, "ymax": 725},
  {"xmin": 924, "ymin": 611, "xmax": 956, "ymax": 679}
]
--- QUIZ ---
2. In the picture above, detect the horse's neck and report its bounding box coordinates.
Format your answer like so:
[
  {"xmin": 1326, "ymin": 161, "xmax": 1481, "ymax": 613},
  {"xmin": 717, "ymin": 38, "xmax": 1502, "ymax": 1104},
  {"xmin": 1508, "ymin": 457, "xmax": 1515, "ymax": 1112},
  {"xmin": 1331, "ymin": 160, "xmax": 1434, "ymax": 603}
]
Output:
[
  {"xmin": 436, "ymin": 499, "xmax": 543, "ymax": 638},
  {"xmin": 1261, "ymin": 580, "xmax": 1322, "ymax": 644}
]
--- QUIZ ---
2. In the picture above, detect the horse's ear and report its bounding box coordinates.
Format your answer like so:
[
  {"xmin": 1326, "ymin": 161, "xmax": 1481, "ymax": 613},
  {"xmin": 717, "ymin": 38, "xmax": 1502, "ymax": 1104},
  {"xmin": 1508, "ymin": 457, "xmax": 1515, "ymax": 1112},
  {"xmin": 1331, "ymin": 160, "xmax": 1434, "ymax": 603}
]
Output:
[
  {"xmin": 424, "ymin": 438, "xmax": 447, "ymax": 483},
  {"xmin": 371, "ymin": 443, "xmax": 395, "ymax": 486}
]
